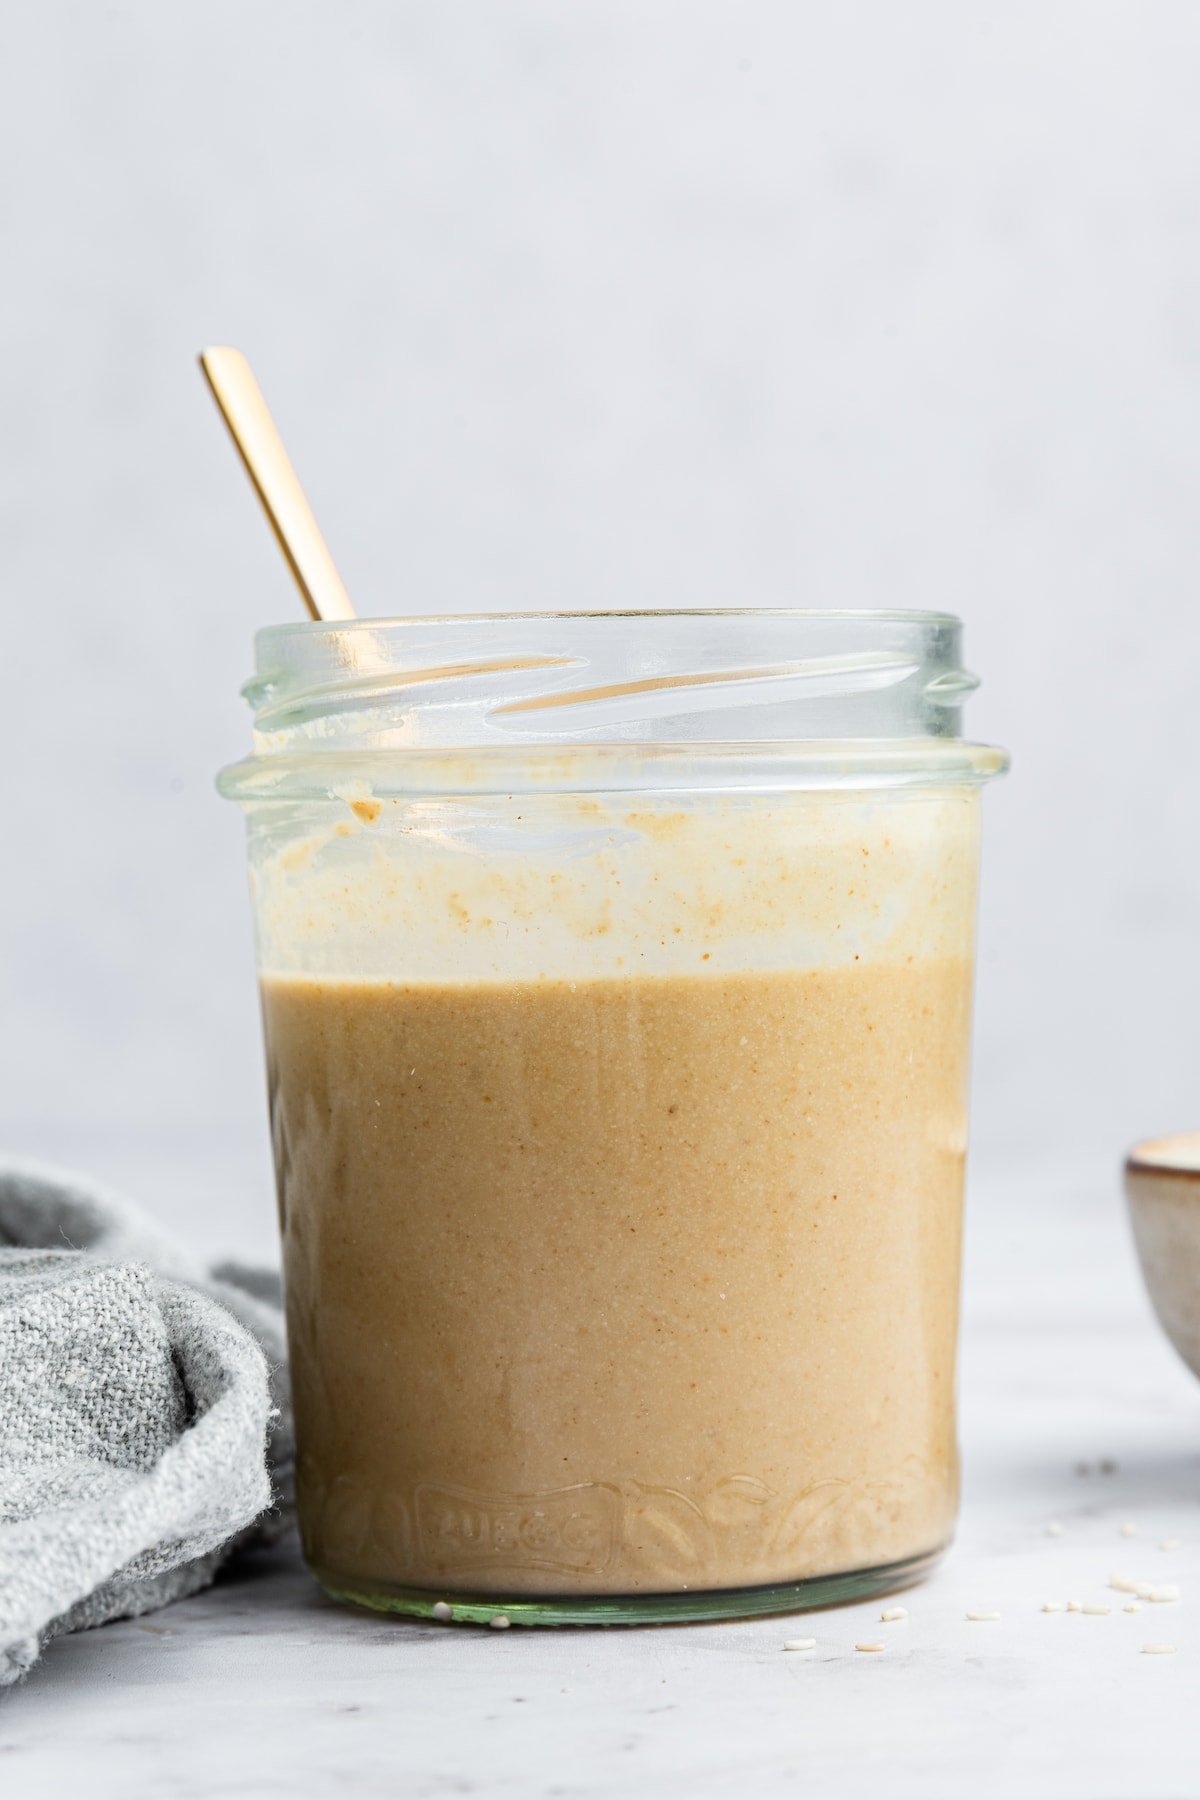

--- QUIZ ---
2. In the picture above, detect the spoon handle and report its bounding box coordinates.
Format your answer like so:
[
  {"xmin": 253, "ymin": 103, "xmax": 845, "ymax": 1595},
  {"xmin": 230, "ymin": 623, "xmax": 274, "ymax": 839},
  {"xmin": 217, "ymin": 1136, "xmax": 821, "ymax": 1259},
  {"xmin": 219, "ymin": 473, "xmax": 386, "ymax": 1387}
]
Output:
[{"xmin": 199, "ymin": 346, "xmax": 356, "ymax": 622}]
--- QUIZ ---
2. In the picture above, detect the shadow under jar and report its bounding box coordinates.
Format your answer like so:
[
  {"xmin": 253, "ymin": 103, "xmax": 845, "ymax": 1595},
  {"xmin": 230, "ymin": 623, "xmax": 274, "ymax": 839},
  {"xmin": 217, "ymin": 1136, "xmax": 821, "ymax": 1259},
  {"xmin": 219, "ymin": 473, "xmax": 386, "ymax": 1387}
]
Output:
[{"xmin": 219, "ymin": 610, "xmax": 1007, "ymax": 1625}]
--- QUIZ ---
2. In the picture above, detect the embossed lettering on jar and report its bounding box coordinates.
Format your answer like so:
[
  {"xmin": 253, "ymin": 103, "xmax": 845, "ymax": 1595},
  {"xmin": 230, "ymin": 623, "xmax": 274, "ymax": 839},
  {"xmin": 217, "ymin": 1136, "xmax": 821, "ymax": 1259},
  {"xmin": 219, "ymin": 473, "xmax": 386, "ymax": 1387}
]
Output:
[{"xmin": 221, "ymin": 610, "xmax": 1007, "ymax": 1625}]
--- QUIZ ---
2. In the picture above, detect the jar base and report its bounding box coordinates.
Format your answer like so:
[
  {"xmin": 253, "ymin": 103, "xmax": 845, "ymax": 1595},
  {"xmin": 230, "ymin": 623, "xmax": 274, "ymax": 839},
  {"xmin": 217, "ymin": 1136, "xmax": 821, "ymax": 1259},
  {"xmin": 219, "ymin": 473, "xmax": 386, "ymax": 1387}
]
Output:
[{"xmin": 311, "ymin": 1546, "xmax": 946, "ymax": 1627}]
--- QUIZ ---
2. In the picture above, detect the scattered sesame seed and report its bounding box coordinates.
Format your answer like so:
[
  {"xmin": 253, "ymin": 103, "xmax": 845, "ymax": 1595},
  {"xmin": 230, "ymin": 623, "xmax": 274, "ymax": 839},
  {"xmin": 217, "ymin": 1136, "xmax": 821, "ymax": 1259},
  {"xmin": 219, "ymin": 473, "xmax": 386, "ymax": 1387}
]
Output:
[
  {"xmin": 1146, "ymin": 1585, "xmax": 1181, "ymax": 1604},
  {"xmin": 1082, "ymin": 1604, "xmax": 1111, "ymax": 1616},
  {"xmin": 1109, "ymin": 1576, "xmax": 1139, "ymax": 1593},
  {"xmin": 783, "ymin": 1638, "xmax": 817, "ymax": 1651},
  {"xmin": 431, "ymin": 1601, "xmax": 453, "ymax": 1623},
  {"xmin": 855, "ymin": 1642, "xmax": 885, "ymax": 1652},
  {"xmin": 1142, "ymin": 1643, "xmax": 1177, "ymax": 1655},
  {"xmin": 489, "ymin": 1614, "xmax": 511, "ymax": 1630},
  {"xmin": 880, "ymin": 1607, "xmax": 908, "ymax": 1623},
  {"xmin": 1042, "ymin": 1601, "xmax": 1065, "ymax": 1613},
  {"xmin": 966, "ymin": 1610, "xmax": 1001, "ymax": 1622},
  {"xmin": 1160, "ymin": 1538, "xmax": 1181, "ymax": 1551},
  {"xmin": 1124, "ymin": 1603, "xmax": 1142, "ymax": 1613},
  {"xmin": 1067, "ymin": 1600, "xmax": 1083, "ymax": 1612},
  {"xmin": 1046, "ymin": 1521, "xmax": 1065, "ymax": 1537},
  {"xmin": 1119, "ymin": 1523, "xmax": 1139, "ymax": 1538}
]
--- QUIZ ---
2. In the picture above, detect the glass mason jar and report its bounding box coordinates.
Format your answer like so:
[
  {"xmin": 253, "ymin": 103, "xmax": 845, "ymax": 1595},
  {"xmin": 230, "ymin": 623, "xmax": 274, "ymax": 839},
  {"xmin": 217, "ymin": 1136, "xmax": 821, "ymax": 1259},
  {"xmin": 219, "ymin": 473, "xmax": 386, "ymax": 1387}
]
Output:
[{"xmin": 219, "ymin": 610, "xmax": 1006, "ymax": 1626}]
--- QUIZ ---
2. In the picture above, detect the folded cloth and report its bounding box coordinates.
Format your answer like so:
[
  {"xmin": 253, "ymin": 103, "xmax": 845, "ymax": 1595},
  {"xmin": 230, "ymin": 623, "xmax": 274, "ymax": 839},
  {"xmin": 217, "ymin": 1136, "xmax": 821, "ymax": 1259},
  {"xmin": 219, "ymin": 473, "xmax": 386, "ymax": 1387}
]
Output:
[{"xmin": 0, "ymin": 1162, "xmax": 293, "ymax": 1687}]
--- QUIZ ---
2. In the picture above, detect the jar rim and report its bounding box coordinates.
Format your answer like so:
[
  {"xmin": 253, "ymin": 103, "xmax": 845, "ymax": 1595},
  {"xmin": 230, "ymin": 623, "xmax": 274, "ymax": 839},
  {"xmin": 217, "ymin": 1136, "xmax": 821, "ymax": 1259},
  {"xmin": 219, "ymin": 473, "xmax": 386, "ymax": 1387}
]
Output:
[
  {"xmin": 227, "ymin": 609, "xmax": 1005, "ymax": 788},
  {"xmin": 255, "ymin": 606, "xmax": 962, "ymax": 648}
]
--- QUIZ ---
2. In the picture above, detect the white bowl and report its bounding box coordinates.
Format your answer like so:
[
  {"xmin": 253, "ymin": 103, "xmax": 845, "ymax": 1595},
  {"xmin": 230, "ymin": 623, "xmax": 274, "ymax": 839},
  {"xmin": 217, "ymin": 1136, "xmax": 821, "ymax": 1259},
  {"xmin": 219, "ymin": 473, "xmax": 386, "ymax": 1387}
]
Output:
[{"xmin": 1126, "ymin": 1131, "xmax": 1200, "ymax": 1381}]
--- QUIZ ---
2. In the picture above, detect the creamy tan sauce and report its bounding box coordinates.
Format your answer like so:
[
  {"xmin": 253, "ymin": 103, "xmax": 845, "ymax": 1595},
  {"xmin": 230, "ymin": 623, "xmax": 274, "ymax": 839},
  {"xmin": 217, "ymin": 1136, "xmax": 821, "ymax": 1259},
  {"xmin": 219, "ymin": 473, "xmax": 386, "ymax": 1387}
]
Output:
[{"xmin": 264, "ymin": 954, "xmax": 971, "ymax": 1596}]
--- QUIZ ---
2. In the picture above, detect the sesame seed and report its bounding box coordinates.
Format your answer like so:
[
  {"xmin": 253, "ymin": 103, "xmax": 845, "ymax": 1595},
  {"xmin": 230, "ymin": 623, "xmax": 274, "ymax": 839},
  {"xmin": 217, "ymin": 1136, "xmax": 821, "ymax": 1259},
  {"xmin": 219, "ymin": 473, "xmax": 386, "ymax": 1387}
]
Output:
[
  {"xmin": 880, "ymin": 1607, "xmax": 908, "ymax": 1623},
  {"xmin": 489, "ymin": 1614, "xmax": 511, "ymax": 1630},
  {"xmin": 1119, "ymin": 1522, "xmax": 1139, "ymax": 1538},
  {"xmin": 1124, "ymin": 1603, "xmax": 1142, "ymax": 1613},
  {"xmin": 966, "ymin": 1610, "xmax": 1001, "ymax": 1622},
  {"xmin": 1046, "ymin": 1521, "xmax": 1064, "ymax": 1537},
  {"xmin": 855, "ymin": 1641, "xmax": 885, "ymax": 1652},
  {"xmin": 1146, "ymin": 1585, "xmax": 1180, "ymax": 1604},
  {"xmin": 1067, "ymin": 1599, "xmax": 1083, "ymax": 1612},
  {"xmin": 1042, "ymin": 1601, "xmax": 1065, "ymax": 1613},
  {"xmin": 1082, "ymin": 1604, "xmax": 1111, "ymax": 1616},
  {"xmin": 1160, "ymin": 1538, "xmax": 1181, "ymax": 1551},
  {"xmin": 1109, "ymin": 1575, "xmax": 1139, "ymax": 1593},
  {"xmin": 783, "ymin": 1638, "xmax": 817, "ymax": 1651},
  {"xmin": 431, "ymin": 1601, "xmax": 453, "ymax": 1623},
  {"xmin": 1142, "ymin": 1643, "xmax": 1177, "ymax": 1655}
]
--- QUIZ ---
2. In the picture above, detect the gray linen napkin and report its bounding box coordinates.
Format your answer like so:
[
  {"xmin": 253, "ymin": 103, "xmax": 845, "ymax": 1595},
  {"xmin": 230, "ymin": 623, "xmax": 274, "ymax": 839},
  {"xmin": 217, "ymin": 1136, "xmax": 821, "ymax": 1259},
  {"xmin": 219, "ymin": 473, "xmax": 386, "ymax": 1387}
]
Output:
[{"xmin": 0, "ymin": 1162, "xmax": 293, "ymax": 1687}]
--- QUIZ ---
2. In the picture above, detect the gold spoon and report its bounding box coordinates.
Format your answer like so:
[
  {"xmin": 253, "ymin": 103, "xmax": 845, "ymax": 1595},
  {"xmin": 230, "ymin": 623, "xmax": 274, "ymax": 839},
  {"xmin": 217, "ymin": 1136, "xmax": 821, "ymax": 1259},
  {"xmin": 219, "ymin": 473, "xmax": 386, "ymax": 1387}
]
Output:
[{"xmin": 199, "ymin": 346, "xmax": 356, "ymax": 622}]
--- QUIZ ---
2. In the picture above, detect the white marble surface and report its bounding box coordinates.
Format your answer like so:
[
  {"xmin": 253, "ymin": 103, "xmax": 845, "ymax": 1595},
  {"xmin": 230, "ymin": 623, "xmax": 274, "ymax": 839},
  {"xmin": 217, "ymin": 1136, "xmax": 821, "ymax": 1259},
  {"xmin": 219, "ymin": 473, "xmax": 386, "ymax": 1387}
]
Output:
[{"xmin": 4, "ymin": 1164, "xmax": 1200, "ymax": 1800}]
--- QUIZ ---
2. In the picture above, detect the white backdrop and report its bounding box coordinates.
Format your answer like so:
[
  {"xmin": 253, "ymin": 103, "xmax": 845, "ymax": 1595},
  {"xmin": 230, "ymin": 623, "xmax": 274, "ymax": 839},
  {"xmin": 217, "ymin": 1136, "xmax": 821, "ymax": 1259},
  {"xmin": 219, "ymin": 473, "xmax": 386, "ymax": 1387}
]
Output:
[{"xmin": 2, "ymin": 1, "xmax": 1198, "ymax": 1255}]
